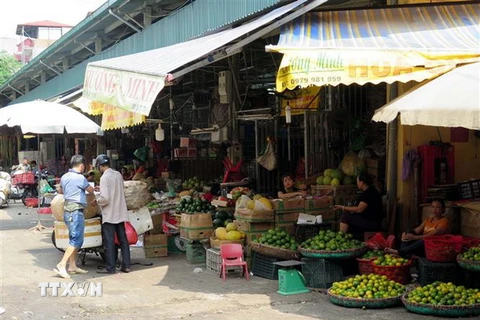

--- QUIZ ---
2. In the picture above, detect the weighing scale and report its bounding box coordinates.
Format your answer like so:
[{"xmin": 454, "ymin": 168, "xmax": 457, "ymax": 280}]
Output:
[{"xmin": 273, "ymin": 260, "xmax": 309, "ymax": 296}]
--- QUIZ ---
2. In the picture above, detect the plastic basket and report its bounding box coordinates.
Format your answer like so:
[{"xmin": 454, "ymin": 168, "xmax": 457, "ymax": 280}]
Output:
[
  {"xmin": 301, "ymin": 258, "xmax": 344, "ymax": 288},
  {"xmin": 250, "ymin": 242, "xmax": 300, "ymax": 260},
  {"xmin": 251, "ymin": 253, "xmax": 287, "ymax": 280},
  {"xmin": 401, "ymin": 294, "xmax": 480, "ymax": 317},
  {"xmin": 371, "ymin": 259, "xmax": 412, "ymax": 284},
  {"xmin": 299, "ymin": 244, "xmax": 367, "ymax": 259},
  {"xmin": 328, "ymin": 289, "xmax": 403, "ymax": 309},
  {"xmin": 24, "ymin": 197, "xmax": 39, "ymax": 208},
  {"xmin": 12, "ymin": 172, "xmax": 35, "ymax": 185},
  {"xmin": 458, "ymin": 179, "xmax": 480, "ymax": 199},
  {"xmin": 37, "ymin": 207, "xmax": 52, "ymax": 214},
  {"xmin": 417, "ymin": 257, "xmax": 460, "ymax": 286},
  {"xmin": 205, "ymin": 248, "xmax": 243, "ymax": 275},
  {"xmin": 457, "ymin": 256, "xmax": 480, "ymax": 273},
  {"xmin": 357, "ymin": 258, "xmax": 375, "ymax": 275},
  {"xmin": 424, "ymin": 235, "xmax": 462, "ymax": 262},
  {"xmin": 461, "ymin": 236, "xmax": 480, "ymax": 253}
]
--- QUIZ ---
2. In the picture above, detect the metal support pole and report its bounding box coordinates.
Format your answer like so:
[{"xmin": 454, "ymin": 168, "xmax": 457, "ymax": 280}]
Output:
[
  {"xmin": 287, "ymin": 125, "xmax": 291, "ymax": 162},
  {"xmin": 39, "ymin": 60, "xmax": 61, "ymax": 75},
  {"xmin": 254, "ymin": 120, "xmax": 260, "ymax": 192},
  {"xmin": 304, "ymin": 112, "xmax": 309, "ymax": 180},
  {"xmin": 108, "ymin": 9, "xmax": 142, "ymax": 33},
  {"xmin": 387, "ymin": 84, "xmax": 398, "ymax": 230},
  {"xmin": 170, "ymin": 107, "xmax": 174, "ymax": 161}
]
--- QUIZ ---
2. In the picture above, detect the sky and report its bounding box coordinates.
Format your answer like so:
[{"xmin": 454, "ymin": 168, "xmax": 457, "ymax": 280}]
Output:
[{"xmin": 0, "ymin": 0, "xmax": 107, "ymax": 38}]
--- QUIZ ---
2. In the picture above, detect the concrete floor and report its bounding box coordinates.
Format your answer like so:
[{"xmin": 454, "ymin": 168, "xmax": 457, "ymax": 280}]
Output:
[{"xmin": 0, "ymin": 203, "xmax": 444, "ymax": 320}]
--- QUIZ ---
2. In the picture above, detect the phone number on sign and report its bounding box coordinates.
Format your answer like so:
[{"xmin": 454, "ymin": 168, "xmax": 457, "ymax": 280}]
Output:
[{"xmin": 281, "ymin": 76, "xmax": 342, "ymax": 88}]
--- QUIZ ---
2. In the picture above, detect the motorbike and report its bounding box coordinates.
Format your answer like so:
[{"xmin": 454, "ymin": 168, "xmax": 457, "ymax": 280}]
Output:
[{"xmin": 10, "ymin": 169, "xmax": 56, "ymax": 206}]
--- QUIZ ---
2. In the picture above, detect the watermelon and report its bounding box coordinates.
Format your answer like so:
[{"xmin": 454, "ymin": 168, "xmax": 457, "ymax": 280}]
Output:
[
  {"xmin": 213, "ymin": 218, "xmax": 224, "ymax": 229},
  {"xmin": 215, "ymin": 211, "xmax": 229, "ymax": 221}
]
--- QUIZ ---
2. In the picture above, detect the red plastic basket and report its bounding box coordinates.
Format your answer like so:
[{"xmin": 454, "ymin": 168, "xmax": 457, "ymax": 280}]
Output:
[
  {"xmin": 12, "ymin": 172, "xmax": 35, "ymax": 185},
  {"xmin": 357, "ymin": 258, "xmax": 375, "ymax": 275},
  {"xmin": 371, "ymin": 259, "xmax": 412, "ymax": 284},
  {"xmin": 461, "ymin": 236, "xmax": 480, "ymax": 253},
  {"xmin": 424, "ymin": 235, "xmax": 463, "ymax": 262},
  {"xmin": 37, "ymin": 207, "xmax": 52, "ymax": 214},
  {"xmin": 24, "ymin": 197, "xmax": 39, "ymax": 208}
]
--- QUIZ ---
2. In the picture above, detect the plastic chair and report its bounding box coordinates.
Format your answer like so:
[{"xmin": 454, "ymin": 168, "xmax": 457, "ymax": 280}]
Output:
[{"xmin": 219, "ymin": 244, "xmax": 249, "ymax": 281}]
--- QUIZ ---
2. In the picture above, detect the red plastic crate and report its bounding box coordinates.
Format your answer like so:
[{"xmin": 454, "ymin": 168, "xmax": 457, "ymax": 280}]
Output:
[
  {"xmin": 24, "ymin": 198, "xmax": 39, "ymax": 208},
  {"xmin": 37, "ymin": 207, "xmax": 52, "ymax": 214},
  {"xmin": 424, "ymin": 235, "xmax": 462, "ymax": 262},
  {"xmin": 12, "ymin": 172, "xmax": 35, "ymax": 185}
]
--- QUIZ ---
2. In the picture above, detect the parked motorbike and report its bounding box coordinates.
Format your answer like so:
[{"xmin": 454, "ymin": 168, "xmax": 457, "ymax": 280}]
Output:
[{"xmin": 9, "ymin": 169, "xmax": 56, "ymax": 206}]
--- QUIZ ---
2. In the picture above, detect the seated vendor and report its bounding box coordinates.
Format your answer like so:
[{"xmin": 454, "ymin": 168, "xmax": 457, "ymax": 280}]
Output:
[
  {"xmin": 333, "ymin": 172, "xmax": 383, "ymax": 238},
  {"xmin": 14, "ymin": 158, "xmax": 31, "ymax": 173},
  {"xmin": 277, "ymin": 174, "xmax": 307, "ymax": 199},
  {"xmin": 121, "ymin": 167, "xmax": 132, "ymax": 180},
  {"xmin": 385, "ymin": 199, "xmax": 450, "ymax": 258}
]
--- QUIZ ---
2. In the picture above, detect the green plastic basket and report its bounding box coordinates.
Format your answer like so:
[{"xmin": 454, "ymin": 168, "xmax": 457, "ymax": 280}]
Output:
[
  {"xmin": 299, "ymin": 244, "xmax": 367, "ymax": 259},
  {"xmin": 401, "ymin": 294, "xmax": 480, "ymax": 317},
  {"xmin": 457, "ymin": 256, "xmax": 480, "ymax": 272},
  {"xmin": 328, "ymin": 289, "xmax": 403, "ymax": 309}
]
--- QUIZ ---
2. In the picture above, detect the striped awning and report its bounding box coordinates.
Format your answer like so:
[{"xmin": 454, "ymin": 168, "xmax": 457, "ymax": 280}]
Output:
[{"xmin": 266, "ymin": 3, "xmax": 480, "ymax": 92}]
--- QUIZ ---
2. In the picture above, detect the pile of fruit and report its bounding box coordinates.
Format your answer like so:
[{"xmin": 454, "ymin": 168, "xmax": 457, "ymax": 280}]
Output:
[
  {"xmin": 230, "ymin": 187, "xmax": 252, "ymax": 200},
  {"xmin": 212, "ymin": 210, "xmax": 234, "ymax": 228},
  {"xmin": 236, "ymin": 194, "xmax": 273, "ymax": 211},
  {"xmin": 182, "ymin": 176, "xmax": 205, "ymax": 191},
  {"xmin": 404, "ymin": 282, "xmax": 480, "ymax": 306},
  {"xmin": 215, "ymin": 223, "xmax": 245, "ymax": 241},
  {"xmin": 177, "ymin": 197, "xmax": 215, "ymax": 213},
  {"xmin": 316, "ymin": 168, "xmax": 355, "ymax": 186},
  {"xmin": 361, "ymin": 250, "xmax": 385, "ymax": 260},
  {"xmin": 301, "ymin": 230, "xmax": 364, "ymax": 251},
  {"xmin": 253, "ymin": 228, "xmax": 299, "ymax": 251},
  {"xmin": 330, "ymin": 274, "xmax": 405, "ymax": 299},
  {"xmin": 459, "ymin": 246, "xmax": 480, "ymax": 261},
  {"xmin": 372, "ymin": 254, "xmax": 409, "ymax": 267}
]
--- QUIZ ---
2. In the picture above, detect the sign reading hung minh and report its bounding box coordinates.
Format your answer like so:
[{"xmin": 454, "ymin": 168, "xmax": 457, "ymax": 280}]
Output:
[{"xmin": 83, "ymin": 65, "xmax": 165, "ymax": 116}]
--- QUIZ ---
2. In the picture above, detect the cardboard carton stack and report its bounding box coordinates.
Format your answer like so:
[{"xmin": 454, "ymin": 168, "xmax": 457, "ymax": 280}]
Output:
[{"xmin": 179, "ymin": 213, "xmax": 213, "ymax": 264}]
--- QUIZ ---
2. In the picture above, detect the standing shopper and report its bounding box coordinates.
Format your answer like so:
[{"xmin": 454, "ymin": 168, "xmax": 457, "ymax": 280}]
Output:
[
  {"xmin": 54, "ymin": 155, "xmax": 94, "ymax": 278},
  {"xmin": 95, "ymin": 154, "xmax": 131, "ymax": 274}
]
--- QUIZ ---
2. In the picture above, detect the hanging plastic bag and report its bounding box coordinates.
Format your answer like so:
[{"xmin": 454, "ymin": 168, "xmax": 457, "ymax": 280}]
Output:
[
  {"xmin": 257, "ymin": 137, "xmax": 277, "ymax": 171},
  {"xmin": 114, "ymin": 221, "xmax": 138, "ymax": 245},
  {"xmin": 39, "ymin": 179, "xmax": 54, "ymax": 195}
]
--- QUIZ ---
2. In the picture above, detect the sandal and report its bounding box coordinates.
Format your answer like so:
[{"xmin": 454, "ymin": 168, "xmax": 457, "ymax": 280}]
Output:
[
  {"xmin": 53, "ymin": 268, "xmax": 71, "ymax": 279},
  {"xmin": 68, "ymin": 268, "xmax": 89, "ymax": 274}
]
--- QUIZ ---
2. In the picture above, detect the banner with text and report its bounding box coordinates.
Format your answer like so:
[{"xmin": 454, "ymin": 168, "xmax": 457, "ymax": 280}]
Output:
[
  {"xmin": 280, "ymin": 87, "xmax": 320, "ymax": 116},
  {"xmin": 83, "ymin": 65, "xmax": 165, "ymax": 116}
]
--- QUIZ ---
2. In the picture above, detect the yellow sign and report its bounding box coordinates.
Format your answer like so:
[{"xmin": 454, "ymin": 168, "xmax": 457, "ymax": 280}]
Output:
[
  {"xmin": 73, "ymin": 96, "xmax": 145, "ymax": 131},
  {"xmin": 275, "ymin": 50, "xmax": 478, "ymax": 92},
  {"xmin": 280, "ymin": 87, "xmax": 320, "ymax": 116},
  {"xmin": 100, "ymin": 105, "xmax": 145, "ymax": 131}
]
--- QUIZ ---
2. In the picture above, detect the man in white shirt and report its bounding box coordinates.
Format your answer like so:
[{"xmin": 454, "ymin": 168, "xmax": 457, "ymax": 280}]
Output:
[{"xmin": 95, "ymin": 154, "xmax": 131, "ymax": 274}]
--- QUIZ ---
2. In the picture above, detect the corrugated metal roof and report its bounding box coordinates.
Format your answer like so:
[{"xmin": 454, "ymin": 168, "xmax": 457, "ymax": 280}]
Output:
[{"xmin": 4, "ymin": 0, "xmax": 285, "ymax": 104}]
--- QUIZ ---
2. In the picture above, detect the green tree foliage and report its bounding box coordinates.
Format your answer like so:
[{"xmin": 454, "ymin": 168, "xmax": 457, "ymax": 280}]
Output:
[{"xmin": 0, "ymin": 51, "xmax": 22, "ymax": 86}]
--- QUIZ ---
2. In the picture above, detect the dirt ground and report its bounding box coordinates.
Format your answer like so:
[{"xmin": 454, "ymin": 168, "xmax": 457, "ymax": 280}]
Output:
[{"xmin": 0, "ymin": 203, "xmax": 443, "ymax": 320}]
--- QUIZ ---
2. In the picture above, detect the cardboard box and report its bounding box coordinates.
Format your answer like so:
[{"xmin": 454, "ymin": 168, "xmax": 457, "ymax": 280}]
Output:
[
  {"xmin": 271, "ymin": 198, "xmax": 305, "ymax": 213},
  {"xmin": 180, "ymin": 213, "xmax": 213, "ymax": 240},
  {"xmin": 234, "ymin": 208, "xmax": 274, "ymax": 222},
  {"xmin": 305, "ymin": 209, "xmax": 337, "ymax": 222},
  {"xmin": 235, "ymin": 220, "xmax": 274, "ymax": 233},
  {"xmin": 211, "ymin": 199, "xmax": 229, "ymax": 207},
  {"xmin": 144, "ymin": 233, "xmax": 168, "ymax": 258},
  {"xmin": 150, "ymin": 213, "xmax": 163, "ymax": 235},
  {"xmin": 312, "ymin": 185, "xmax": 358, "ymax": 197},
  {"xmin": 275, "ymin": 211, "xmax": 300, "ymax": 223},
  {"xmin": 180, "ymin": 137, "xmax": 197, "ymax": 148},
  {"xmin": 305, "ymin": 196, "xmax": 334, "ymax": 211}
]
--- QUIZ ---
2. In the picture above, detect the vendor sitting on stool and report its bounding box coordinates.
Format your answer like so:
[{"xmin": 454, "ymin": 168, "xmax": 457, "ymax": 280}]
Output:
[
  {"xmin": 385, "ymin": 199, "xmax": 450, "ymax": 258},
  {"xmin": 278, "ymin": 174, "xmax": 307, "ymax": 199},
  {"xmin": 333, "ymin": 172, "xmax": 383, "ymax": 239}
]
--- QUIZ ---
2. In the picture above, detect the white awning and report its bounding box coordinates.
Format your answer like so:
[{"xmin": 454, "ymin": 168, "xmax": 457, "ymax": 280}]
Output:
[{"xmin": 81, "ymin": 0, "xmax": 327, "ymax": 117}]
